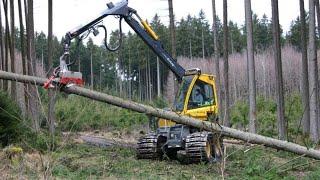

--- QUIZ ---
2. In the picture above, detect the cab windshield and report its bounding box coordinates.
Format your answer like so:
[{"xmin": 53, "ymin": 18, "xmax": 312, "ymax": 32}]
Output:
[{"xmin": 173, "ymin": 76, "xmax": 194, "ymax": 111}]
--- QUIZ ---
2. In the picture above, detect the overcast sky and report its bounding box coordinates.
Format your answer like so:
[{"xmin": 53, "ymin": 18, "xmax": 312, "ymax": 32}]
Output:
[{"xmin": 33, "ymin": 0, "xmax": 308, "ymax": 42}]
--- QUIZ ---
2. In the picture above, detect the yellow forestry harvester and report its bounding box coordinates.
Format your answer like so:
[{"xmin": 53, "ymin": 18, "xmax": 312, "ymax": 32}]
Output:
[{"xmin": 45, "ymin": 0, "xmax": 223, "ymax": 163}]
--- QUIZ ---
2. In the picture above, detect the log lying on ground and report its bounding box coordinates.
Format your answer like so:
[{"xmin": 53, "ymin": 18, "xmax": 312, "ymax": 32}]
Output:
[
  {"xmin": 80, "ymin": 135, "xmax": 137, "ymax": 149},
  {"xmin": 1, "ymin": 70, "xmax": 320, "ymax": 159}
]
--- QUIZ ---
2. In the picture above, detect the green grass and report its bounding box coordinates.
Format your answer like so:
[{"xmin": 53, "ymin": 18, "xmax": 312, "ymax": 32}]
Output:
[
  {"xmin": 55, "ymin": 95, "xmax": 149, "ymax": 131},
  {"xmin": 3, "ymin": 89, "xmax": 320, "ymax": 179},
  {"xmin": 48, "ymin": 143, "xmax": 320, "ymax": 179},
  {"xmin": 0, "ymin": 90, "xmax": 27, "ymax": 147},
  {"xmin": 230, "ymin": 93, "xmax": 305, "ymax": 139},
  {"xmin": 45, "ymin": 92, "xmax": 320, "ymax": 179},
  {"xmin": 51, "ymin": 143, "xmax": 219, "ymax": 179}
]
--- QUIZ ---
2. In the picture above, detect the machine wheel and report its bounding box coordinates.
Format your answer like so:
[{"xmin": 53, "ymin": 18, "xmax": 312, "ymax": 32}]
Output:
[
  {"xmin": 185, "ymin": 132, "xmax": 223, "ymax": 163},
  {"xmin": 136, "ymin": 133, "xmax": 163, "ymax": 159}
]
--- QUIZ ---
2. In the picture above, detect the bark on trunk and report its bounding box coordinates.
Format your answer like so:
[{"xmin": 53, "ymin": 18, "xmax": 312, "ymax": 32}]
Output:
[
  {"xmin": 245, "ymin": 0, "xmax": 256, "ymax": 133},
  {"xmin": 315, "ymin": 0, "xmax": 320, "ymax": 34},
  {"xmin": 26, "ymin": 0, "xmax": 40, "ymax": 132},
  {"xmin": 90, "ymin": 50, "xmax": 93, "ymax": 90},
  {"xmin": 0, "ymin": 1, "xmax": 4, "ymax": 89},
  {"xmin": 48, "ymin": 0, "xmax": 55, "ymax": 136},
  {"xmin": 168, "ymin": 0, "xmax": 178, "ymax": 95},
  {"xmin": 308, "ymin": 0, "xmax": 319, "ymax": 142},
  {"xmin": 271, "ymin": 0, "xmax": 286, "ymax": 140},
  {"xmin": 9, "ymin": 0, "xmax": 16, "ymax": 100},
  {"xmin": 300, "ymin": 0, "xmax": 310, "ymax": 135},
  {"xmin": 18, "ymin": 0, "xmax": 28, "ymax": 114},
  {"xmin": 3, "ymin": 0, "xmax": 9, "ymax": 91},
  {"xmin": 212, "ymin": 0, "xmax": 222, "ymax": 119},
  {"xmin": 223, "ymin": 0, "xmax": 230, "ymax": 127},
  {"xmin": 2, "ymin": 70, "xmax": 320, "ymax": 160}
]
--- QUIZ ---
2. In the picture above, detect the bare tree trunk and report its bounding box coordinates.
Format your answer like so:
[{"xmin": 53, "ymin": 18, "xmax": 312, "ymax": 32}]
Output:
[
  {"xmin": 145, "ymin": 59, "xmax": 148, "ymax": 101},
  {"xmin": 128, "ymin": 48, "xmax": 132, "ymax": 99},
  {"xmin": 139, "ymin": 66, "xmax": 142, "ymax": 101},
  {"xmin": 308, "ymin": 0, "xmax": 319, "ymax": 142},
  {"xmin": 168, "ymin": 0, "xmax": 176, "ymax": 60},
  {"xmin": 18, "ymin": 0, "xmax": 28, "ymax": 114},
  {"xmin": 262, "ymin": 60, "xmax": 267, "ymax": 98},
  {"xmin": 212, "ymin": 0, "xmax": 222, "ymax": 119},
  {"xmin": 168, "ymin": 0, "xmax": 178, "ymax": 94},
  {"xmin": 245, "ymin": 0, "xmax": 256, "ymax": 133},
  {"xmin": 78, "ymin": 54, "xmax": 81, "ymax": 72},
  {"xmin": 23, "ymin": 0, "xmax": 27, "ymax": 107},
  {"xmin": 90, "ymin": 49, "xmax": 93, "ymax": 90},
  {"xmin": 9, "ymin": 0, "xmax": 15, "ymax": 100},
  {"xmin": 148, "ymin": 57, "xmax": 152, "ymax": 101},
  {"xmin": 189, "ymin": 39, "xmax": 192, "ymax": 60},
  {"xmin": 233, "ymin": 70, "xmax": 237, "ymax": 101},
  {"xmin": 3, "ymin": 70, "xmax": 320, "ymax": 160},
  {"xmin": 157, "ymin": 57, "xmax": 161, "ymax": 97},
  {"xmin": 315, "ymin": 0, "xmax": 320, "ymax": 134},
  {"xmin": 23, "ymin": 0, "xmax": 27, "ymax": 23},
  {"xmin": 315, "ymin": 0, "xmax": 320, "ymax": 34},
  {"xmin": 300, "ymin": 0, "xmax": 310, "ymax": 135},
  {"xmin": 271, "ymin": 0, "xmax": 286, "ymax": 140},
  {"xmin": 201, "ymin": 27, "xmax": 205, "ymax": 60},
  {"xmin": 2, "ymin": 0, "xmax": 9, "ymax": 91},
  {"xmin": 23, "ymin": 0, "xmax": 27, "ymax": 72},
  {"xmin": 48, "ymin": 0, "xmax": 55, "ymax": 136},
  {"xmin": 0, "ymin": 2, "xmax": 4, "ymax": 89},
  {"xmin": 26, "ymin": 0, "xmax": 40, "ymax": 132},
  {"xmin": 223, "ymin": 0, "xmax": 230, "ymax": 127}
]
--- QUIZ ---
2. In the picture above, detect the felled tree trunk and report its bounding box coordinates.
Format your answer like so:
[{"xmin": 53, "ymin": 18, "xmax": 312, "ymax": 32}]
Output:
[{"xmin": 1, "ymin": 70, "xmax": 320, "ymax": 159}]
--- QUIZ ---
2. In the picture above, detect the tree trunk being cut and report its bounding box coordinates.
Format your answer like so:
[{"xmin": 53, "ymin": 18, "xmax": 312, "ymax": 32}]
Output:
[{"xmin": 1, "ymin": 70, "xmax": 320, "ymax": 160}]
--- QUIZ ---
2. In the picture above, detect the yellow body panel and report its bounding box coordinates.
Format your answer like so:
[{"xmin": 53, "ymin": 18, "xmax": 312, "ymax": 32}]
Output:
[
  {"xmin": 158, "ymin": 119, "xmax": 176, "ymax": 127},
  {"xmin": 141, "ymin": 20, "xmax": 159, "ymax": 40},
  {"xmin": 158, "ymin": 74, "xmax": 219, "ymax": 128}
]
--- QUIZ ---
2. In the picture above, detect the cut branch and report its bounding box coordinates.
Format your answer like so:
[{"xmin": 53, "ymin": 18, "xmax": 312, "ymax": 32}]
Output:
[{"xmin": 1, "ymin": 70, "xmax": 320, "ymax": 160}]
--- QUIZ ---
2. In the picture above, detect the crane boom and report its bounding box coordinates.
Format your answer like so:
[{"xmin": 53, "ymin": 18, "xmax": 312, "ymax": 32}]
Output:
[
  {"xmin": 123, "ymin": 15, "xmax": 185, "ymax": 80},
  {"xmin": 61, "ymin": 0, "xmax": 201, "ymax": 82}
]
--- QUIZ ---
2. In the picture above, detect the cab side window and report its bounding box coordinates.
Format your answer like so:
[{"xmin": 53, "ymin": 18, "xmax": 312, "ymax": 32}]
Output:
[{"xmin": 187, "ymin": 80, "xmax": 215, "ymax": 110}]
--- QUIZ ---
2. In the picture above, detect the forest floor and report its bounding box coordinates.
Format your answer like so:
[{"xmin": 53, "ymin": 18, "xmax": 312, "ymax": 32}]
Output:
[{"xmin": 1, "ymin": 130, "xmax": 320, "ymax": 179}]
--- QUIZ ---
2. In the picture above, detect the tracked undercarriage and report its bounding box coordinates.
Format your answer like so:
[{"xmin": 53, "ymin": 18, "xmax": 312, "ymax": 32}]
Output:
[
  {"xmin": 185, "ymin": 132, "xmax": 223, "ymax": 163},
  {"xmin": 136, "ymin": 133, "xmax": 163, "ymax": 159},
  {"xmin": 136, "ymin": 125, "xmax": 223, "ymax": 164}
]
